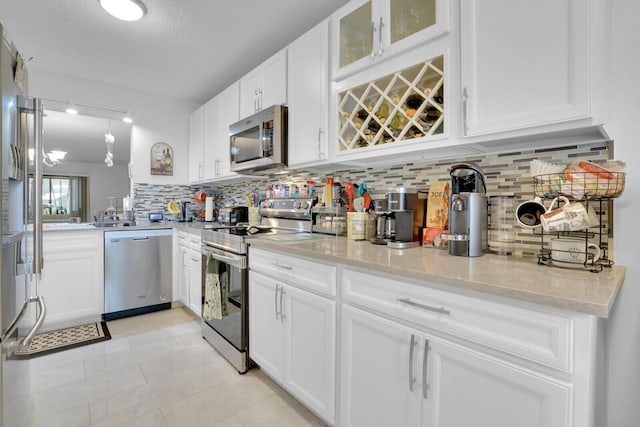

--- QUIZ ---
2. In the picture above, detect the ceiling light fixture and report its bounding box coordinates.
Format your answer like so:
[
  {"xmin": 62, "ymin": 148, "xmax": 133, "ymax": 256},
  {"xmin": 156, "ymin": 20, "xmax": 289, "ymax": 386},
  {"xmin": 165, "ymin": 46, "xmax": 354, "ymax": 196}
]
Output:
[
  {"xmin": 42, "ymin": 149, "xmax": 67, "ymax": 167},
  {"xmin": 122, "ymin": 116, "xmax": 133, "ymax": 124},
  {"xmin": 99, "ymin": 0, "xmax": 147, "ymax": 22},
  {"xmin": 105, "ymin": 120, "xmax": 116, "ymax": 167}
]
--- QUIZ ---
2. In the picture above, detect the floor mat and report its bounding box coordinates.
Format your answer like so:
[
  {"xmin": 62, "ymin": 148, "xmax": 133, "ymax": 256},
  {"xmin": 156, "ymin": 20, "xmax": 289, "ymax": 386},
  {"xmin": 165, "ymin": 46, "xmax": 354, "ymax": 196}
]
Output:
[{"xmin": 10, "ymin": 321, "xmax": 111, "ymax": 359}]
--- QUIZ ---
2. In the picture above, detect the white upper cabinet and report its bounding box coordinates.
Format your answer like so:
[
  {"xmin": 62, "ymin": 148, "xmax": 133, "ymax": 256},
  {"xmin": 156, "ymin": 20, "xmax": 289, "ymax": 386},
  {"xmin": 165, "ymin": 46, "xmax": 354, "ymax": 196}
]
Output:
[
  {"xmin": 202, "ymin": 96, "xmax": 219, "ymax": 182},
  {"xmin": 203, "ymin": 82, "xmax": 242, "ymax": 182},
  {"xmin": 332, "ymin": 0, "xmax": 449, "ymax": 79},
  {"xmin": 239, "ymin": 50, "xmax": 287, "ymax": 119},
  {"xmin": 188, "ymin": 105, "xmax": 205, "ymax": 184},
  {"xmin": 330, "ymin": 0, "xmax": 463, "ymax": 166},
  {"xmin": 460, "ymin": 0, "xmax": 593, "ymax": 138},
  {"xmin": 287, "ymin": 20, "xmax": 330, "ymax": 168}
]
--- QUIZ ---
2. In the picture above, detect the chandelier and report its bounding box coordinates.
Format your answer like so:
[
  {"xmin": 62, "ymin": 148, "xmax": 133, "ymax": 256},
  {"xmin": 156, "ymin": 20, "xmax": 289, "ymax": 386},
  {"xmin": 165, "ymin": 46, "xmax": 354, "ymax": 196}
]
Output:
[{"xmin": 105, "ymin": 131, "xmax": 115, "ymax": 167}]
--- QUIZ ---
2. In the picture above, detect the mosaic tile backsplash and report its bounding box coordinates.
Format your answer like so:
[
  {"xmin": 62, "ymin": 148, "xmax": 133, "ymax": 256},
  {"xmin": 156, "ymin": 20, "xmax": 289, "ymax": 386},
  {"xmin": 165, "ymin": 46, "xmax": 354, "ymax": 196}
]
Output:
[{"xmin": 134, "ymin": 141, "xmax": 614, "ymax": 258}]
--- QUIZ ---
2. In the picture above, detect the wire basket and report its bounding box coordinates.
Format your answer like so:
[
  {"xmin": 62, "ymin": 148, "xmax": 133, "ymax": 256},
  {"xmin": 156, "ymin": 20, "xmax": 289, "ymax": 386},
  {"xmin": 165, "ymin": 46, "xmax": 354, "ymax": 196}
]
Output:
[{"xmin": 533, "ymin": 172, "xmax": 625, "ymax": 199}]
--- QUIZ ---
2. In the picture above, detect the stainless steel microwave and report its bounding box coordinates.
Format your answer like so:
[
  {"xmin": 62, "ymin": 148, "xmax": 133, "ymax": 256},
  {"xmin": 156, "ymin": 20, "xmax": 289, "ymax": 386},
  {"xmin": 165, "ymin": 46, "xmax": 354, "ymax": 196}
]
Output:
[{"xmin": 229, "ymin": 105, "xmax": 287, "ymax": 173}]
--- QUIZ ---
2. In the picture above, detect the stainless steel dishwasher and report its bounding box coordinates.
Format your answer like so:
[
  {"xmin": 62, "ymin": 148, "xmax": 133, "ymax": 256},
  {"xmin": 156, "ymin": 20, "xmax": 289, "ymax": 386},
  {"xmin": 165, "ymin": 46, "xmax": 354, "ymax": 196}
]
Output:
[{"xmin": 104, "ymin": 228, "xmax": 172, "ymax": 320}]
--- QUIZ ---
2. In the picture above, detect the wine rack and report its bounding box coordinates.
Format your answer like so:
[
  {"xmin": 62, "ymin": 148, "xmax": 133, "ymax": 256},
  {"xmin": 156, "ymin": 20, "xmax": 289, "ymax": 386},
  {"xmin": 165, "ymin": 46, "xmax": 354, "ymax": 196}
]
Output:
[{"xmin": 337, "ymin": 56, "xmax": 444, "ymax": 151}]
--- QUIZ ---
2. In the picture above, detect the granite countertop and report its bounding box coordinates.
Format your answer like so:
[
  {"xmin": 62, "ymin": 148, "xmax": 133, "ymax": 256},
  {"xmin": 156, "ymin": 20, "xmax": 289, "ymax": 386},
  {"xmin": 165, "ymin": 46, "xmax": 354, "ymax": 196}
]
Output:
[{"xmin": 248, "ymin": 235, "xmax": 625, "ymax": 318}]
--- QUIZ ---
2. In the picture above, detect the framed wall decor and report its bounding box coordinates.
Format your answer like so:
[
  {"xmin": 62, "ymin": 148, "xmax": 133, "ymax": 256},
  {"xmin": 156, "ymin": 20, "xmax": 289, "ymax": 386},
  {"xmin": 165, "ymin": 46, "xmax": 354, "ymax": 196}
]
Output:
[{"xmin": 150, "ymin": 142, "xmax": 173, "ymax": 176}]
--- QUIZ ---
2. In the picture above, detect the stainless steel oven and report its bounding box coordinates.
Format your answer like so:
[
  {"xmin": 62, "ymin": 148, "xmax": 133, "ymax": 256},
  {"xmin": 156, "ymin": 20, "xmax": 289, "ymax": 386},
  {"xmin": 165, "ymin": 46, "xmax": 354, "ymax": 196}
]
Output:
[
  {"xmin": 200, "ymin": 197, "xmax": 316, "ymax": 374},
  {"xmin": 201, "ymin": 228, "xmax": 249, "ymax": 374}
]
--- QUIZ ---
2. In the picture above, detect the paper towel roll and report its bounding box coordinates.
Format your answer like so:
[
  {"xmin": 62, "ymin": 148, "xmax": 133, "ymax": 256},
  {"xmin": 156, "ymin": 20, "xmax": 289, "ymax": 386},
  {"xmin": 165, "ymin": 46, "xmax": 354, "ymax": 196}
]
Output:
[{"xmin": 205, "ymin": 197, "xmax": 214, "ymax": 222}]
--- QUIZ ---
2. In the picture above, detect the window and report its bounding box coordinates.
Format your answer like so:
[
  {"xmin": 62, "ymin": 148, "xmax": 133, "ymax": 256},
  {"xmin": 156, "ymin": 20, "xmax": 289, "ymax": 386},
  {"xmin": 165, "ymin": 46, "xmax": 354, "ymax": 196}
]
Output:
[{"xmin": 30, "ymin": 175, "xmax": 88, "ymax": 222}]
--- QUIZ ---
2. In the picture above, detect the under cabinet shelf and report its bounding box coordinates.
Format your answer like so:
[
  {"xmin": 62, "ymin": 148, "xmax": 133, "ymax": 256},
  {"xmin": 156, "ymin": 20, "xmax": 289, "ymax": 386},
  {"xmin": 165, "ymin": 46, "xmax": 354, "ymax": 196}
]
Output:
[{"xmin": 337, "ymin": 55, "xmax": 445, "ymax": 152}]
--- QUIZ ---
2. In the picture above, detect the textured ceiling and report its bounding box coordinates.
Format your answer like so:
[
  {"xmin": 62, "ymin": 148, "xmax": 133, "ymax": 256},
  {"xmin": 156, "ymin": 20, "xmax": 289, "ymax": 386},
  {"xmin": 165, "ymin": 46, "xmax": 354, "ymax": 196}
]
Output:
[
  {"xmin": 0, "ymin": 0, "xmax": 349, "ymax": 104},
  {"xmin": 0, "ymin": 0, "xmax": 349, "ymax": 164}
]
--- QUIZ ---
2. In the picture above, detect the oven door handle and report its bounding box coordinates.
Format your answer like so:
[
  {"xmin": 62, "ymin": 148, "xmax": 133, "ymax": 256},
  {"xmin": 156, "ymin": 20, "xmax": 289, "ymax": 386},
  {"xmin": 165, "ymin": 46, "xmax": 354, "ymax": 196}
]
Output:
[{"xmin": 201, "ymin": 246, "xmax": 246, "ymax": 269}]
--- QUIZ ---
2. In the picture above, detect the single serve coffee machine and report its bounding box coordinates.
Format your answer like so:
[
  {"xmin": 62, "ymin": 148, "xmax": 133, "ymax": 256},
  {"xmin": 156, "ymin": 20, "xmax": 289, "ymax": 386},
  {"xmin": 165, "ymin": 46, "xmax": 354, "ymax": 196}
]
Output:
[
  {"xmin": 370, "ymin": 188, "xmax": 426, "ymax": 249},
  {"xmin": 447, "ymin": 162, "xmax": 488, "ymax": 256}
]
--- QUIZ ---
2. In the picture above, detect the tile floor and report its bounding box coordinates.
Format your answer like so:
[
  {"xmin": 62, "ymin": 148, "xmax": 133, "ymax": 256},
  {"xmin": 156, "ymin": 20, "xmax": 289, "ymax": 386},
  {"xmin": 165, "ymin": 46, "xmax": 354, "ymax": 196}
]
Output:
[{"xmin": 3, "ymin": 307, "xmax": 328, "ymax": 427}]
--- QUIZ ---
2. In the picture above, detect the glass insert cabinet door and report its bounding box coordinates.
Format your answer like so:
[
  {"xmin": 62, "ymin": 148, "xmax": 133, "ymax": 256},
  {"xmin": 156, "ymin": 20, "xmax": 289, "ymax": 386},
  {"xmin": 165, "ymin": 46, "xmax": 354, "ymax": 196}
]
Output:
[
  {"xmin": 337, "ymin": 0, "xmax": 439, "ymax": 70},
  {"xmin": 389, "ymin": 0, "xmax": 436, "ymax": 44},
  {"xmin": 339, "ymin": 1, "xmax": 373, "ymax": 69}
]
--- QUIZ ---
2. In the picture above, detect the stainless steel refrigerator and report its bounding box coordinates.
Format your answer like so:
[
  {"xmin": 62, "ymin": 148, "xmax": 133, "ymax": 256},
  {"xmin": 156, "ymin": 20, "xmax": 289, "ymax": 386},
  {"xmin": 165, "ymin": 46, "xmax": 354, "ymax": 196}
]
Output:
[{"xmin": 1, "ymin": 22, "xmax": 46, "ymax": 426}]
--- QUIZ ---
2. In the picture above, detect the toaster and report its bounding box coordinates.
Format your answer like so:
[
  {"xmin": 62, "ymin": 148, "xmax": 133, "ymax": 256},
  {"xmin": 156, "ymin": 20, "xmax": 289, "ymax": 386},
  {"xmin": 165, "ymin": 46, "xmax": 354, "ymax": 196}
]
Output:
[{"xmin": 217, "ymin": 206, "xmax": 248, "ymax": 225}]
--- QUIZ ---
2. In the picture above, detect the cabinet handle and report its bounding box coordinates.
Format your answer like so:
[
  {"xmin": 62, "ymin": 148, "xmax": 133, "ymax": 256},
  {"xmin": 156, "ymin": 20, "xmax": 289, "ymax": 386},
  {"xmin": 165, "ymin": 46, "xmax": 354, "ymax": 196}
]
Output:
[
  {"xmin": 462, "ymin": 87, "xmax": 469, "ymax": 135},
  {"xmin": 279, "ymin": 287, "xmax": 285, "ymax": 324},
  {"xmin": 274, "ymin": 284, "xmax": 281, "ymax": 320},
  {"xmin": 423, "ymin": 339, "xmax": 430, "ymax": 400},
  {"xmin": 397, "ymin": 298, "xmax": 451, "ymax": 315},
  {"xmin": 409, "ymin": 334, "xmax": 417, "ymax": 392},
  {"xmin": 377, "ymin": 17, "xmax": 384, "ymax": 57},
  {"xmin": 215, "ymin": 159, "xmax": 220, "ymax": 176},
  {"xmin": 254, "ymin": 89, "xmax": 259, "ymax": 113},
  {"xmin": 318, "ymin": 128, "xmax": 325, "ymax": 159},
  {"xmin": 272, "ymin": 262, "xmax": 293, "ymax": 271},
  {"xmin": 370, "ymin": 20, "xmax": 376, "ymax": 58}
]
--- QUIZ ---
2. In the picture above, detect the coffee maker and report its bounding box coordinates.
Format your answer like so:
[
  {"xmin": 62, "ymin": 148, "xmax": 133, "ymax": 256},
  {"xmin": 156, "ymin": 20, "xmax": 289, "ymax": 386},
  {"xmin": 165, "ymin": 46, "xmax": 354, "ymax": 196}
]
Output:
[
  {"xmin": 447, "ymin": 162, "xmax": 488, "ymax": 257},
  {"xmin": 370, "ymin": 189, "xmax": 426, "ymax": 248}
]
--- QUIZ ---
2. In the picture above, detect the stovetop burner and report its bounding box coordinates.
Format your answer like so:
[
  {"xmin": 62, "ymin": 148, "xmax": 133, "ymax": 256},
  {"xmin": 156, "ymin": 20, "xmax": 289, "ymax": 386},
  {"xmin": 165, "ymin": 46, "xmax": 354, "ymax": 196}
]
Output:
[{"xmin": 202, "ymin": 197, "xmax": 317, "ymax": 255}]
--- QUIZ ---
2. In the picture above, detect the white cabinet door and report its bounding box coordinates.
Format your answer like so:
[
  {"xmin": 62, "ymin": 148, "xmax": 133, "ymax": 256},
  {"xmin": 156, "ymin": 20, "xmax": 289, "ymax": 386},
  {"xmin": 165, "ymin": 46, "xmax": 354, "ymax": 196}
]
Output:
[
  {"xmin": 179, "ymin": 246, "xmax": 189, "ymax": 306},
  {"xmin": 332, "ymin": 0, "xmax": 448, "ymax": 79},
  {"xmin": 283, "ymin": 284, "xmax": 336, "ymax": 423},
  {"xmin": 260, "ymin": 49, "xmax": 287, "ymax": 110},
  {"xmin": 424, "ymin": 339, "xmax": 572, "ymax": 427},
  {"xmin": 341, "ymin": 303, "xmax": 573, "ymax": 427},
  {"xmin": 172, "ymin": 230, "xmax": 188, "ymax": 304},
  {"xmin": 239, "ymin": 68, "xmax": 262, "ymax": 119},
  {"xmin": 287, "ymin": 20, "xmax": 329, "ymax": 167},
  {"xmin": 239, "ymin": 50, "xmax": 287, "ymax": 119},
  {"xmin": 213, "ymin": 82, "xmax": 240, "ymax": 179},
  {"xmin": 340, "ymin": 305, "xmax": 419, "ymax": 427},
  {"xmin": 188, "ymin": 105, "xmax": 205, "ymax": 184},
  {"xmin": 248, "ymin": 271, "xmax": 284, "ymax": 379},
  {"xmin": 187, "ymin": 247, "xmax": 201, "ymax": 316},
  {"xmin": 202, "ymin": 96, "xmax": 219, "ymax": 182},
  {"xmin": 460, "ymin": 0, "xmax": 589, "ymax": 136},
  {"xmin": 33, "ymin": 231, "xmax": 104, "ymax": 329},
  {"xmin": 202, "ymin": 82, "xmax": 242, "ymax": 182}
]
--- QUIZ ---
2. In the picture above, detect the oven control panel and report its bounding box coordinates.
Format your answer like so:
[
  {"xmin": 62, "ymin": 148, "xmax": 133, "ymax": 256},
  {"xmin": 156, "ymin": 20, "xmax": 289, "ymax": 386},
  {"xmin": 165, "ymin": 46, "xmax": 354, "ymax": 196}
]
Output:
[{"xmin": 259, "ymin": 197, "xmax": 316, "ymax": 220}]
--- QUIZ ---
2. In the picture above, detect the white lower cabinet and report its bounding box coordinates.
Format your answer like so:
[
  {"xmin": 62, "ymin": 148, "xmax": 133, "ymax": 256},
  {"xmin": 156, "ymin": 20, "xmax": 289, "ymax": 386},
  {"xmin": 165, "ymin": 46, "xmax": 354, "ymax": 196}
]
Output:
[
  {"xmin": 27, "ymin": 231, "xmax": 104, "ymax": 331},
  {"xmin": 248, "ymin": 251, "xmax": 336, "ymax": 425},
  {"xmin": 249, "ymin": 272, "xmax": 284, "ymax": 379},
  {"xmin": 340, "ymin": 305, "xmax": 417, "ymax": 427},
  {"xmin": 424, "ymin": 338, "xmax": 570, "ymax": 427},
  {"xmin": 340, "ymin": 304, "xmax": 571, "ymax": 427},
  {"xmin": 246, "ymin": 250, "xmax": 598, "ymax": 427},
  {"xmin": 173, "ymin": 230, "xmax": 201, "ymax": 316},
  {"xmin": 173, "ymin": 230, "xmax": 189, "ymax": 305},
  {"xmin": 187, "ymin": 234, "xmax": 202, "ymax": 316}
]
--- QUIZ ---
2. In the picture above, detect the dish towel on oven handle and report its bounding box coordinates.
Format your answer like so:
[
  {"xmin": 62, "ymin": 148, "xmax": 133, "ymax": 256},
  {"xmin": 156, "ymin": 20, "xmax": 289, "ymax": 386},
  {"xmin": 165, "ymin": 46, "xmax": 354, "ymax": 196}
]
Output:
[{"xmin": 204, "ymin": 253, "xmax": 228, "ymax": 320}]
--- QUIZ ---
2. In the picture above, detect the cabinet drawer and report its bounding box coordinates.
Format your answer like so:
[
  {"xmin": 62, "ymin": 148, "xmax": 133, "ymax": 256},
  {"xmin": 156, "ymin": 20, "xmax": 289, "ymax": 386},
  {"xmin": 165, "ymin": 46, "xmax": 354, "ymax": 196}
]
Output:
[
  {"xmin": 177, "ymin": 230, "xmax": 188, "ymax": 245},
  {"xmin": 341, "ymin": 268, "xmax": 573, "ymax": 372},
  {"xmin": 249, "ymin": 247, "xmax": 336, "ymax": 297}
]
